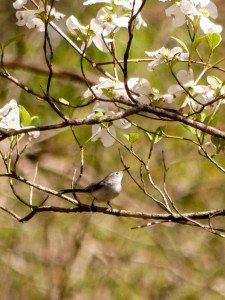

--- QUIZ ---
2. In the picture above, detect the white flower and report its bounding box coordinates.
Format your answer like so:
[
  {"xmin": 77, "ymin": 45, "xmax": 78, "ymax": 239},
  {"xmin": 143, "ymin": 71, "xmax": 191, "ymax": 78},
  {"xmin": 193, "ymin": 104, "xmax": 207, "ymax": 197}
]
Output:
[
  {"xmin": 127, "ymin": 77, "xmax": 151, "ymax": 103},
  {"xmin": 183, "ymin": 86, "xmax": 214, "ymax": 110},
  {"xmin": 96, "ymin": 8, "xmax": 130, "ymax": 30},
  {"xmin": 165, "ymin": 4, "xmax": 186, "ymax": 27},
  {"xmin": 84, "ymin": 77, "xmax": 129, "ymax": 100},
  {"xmin": 115, "ymin": 0, "xmax": 147, "ymax": 28},
  {"xmin": 66, "ymin": 7, "xmax": 136, "ymax": 52},
  {"xmin": 83, "ymin": 0, "xmax": 146, "ymax": 29},
  {"xmin": 88, "ymin": 101, "xmax": 131, "ymax": 147},
  {"xmin": 114, "ymin": 0, "xmax": 142, "ymax": 12},
  {"xmin": 66, "ymin": 15, "xmax": 87, "ymax": 35},
  {"xmin": 207, "ymin": 76, "xmax": 225, "ymax": 94},
  {"xmin": 15, "ymin": 1, "xmax": 65, "ymax": 32},
  {"xmin": 199, "ymin": 15, "xmax": 222, "ymax": 34},
  {"xmin": 91, "ymin": 124, "xmax": 116, "ymax": 147},
  {"xmin": 83, "ymin": 0, "xmax": 111, "ymax": 5},
  {"xmin": 146, "ymin": 46, "xmax": 189, "ymax": 71},
  {"xmin": 16, "ymin": 10, "xmax": 45, "ymax": 31},
  {"xmin": 165, "ymin": 0, "xmax": 222, "ymax": 34},
  {"xmin": 84, "ymin": 76, "xmax": 153, "ymax": 104},
  {"xmin": 29, "ymin": 130, "xmax": 40, "ymax": 139},
  {"xmin": 168, "ymin": 69, "xmax": 216, "ymax": 109},
  {"xmin": 84, "ymin": 0, "xmax": 144, "ymax": 13},
  {"xmin": 0, "ymin": 100, "xmax": 40, "ymax": 139},
  {"xmin": 0, "ymin": 99, "xmax": 21, "ymax": 130},
  {"xmin": 13, "ymin": 0, "xmax": 27, "ymax": 9},
  {"xmin": 168, "ymin": 69, "xmax": 196, "ymax": 99},
  {"xmin": 161, "ymin": 93, "xmax": 174, "ymax": 103},
  {"xmin": 66, "ymin": 12, "xmax": 114, "ymax": 52}
]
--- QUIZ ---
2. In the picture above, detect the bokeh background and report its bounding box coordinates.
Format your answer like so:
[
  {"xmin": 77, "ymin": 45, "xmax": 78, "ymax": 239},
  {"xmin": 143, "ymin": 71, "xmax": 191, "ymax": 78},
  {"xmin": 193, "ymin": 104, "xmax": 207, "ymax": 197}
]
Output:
[{"xmin": 0, "ymin": 0, "xmax": 225, "ymax": 299}]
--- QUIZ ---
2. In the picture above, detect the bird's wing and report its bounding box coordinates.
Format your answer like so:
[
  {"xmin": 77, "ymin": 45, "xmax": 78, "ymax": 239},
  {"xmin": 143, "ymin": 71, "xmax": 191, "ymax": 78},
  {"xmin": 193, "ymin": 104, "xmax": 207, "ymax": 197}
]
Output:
[{"xmin": 83, "ymin": 180, "xmax": 105, "ymax": 192}]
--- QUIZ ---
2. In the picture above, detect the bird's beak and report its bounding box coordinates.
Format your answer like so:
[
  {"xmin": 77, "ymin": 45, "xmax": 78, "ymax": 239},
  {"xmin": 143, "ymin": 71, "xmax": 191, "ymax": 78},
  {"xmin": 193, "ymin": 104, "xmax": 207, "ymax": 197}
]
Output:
[{"xmin": 122, "ymin": 167, "xmax": 130, "ymax": 172}]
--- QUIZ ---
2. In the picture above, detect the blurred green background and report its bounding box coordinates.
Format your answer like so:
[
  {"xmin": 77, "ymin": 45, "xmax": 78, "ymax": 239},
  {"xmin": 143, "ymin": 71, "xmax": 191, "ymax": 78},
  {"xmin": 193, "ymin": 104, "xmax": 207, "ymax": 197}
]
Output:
[{"xmin": 0, "ymin": 0, "xmax": 225, "ymax": 299}]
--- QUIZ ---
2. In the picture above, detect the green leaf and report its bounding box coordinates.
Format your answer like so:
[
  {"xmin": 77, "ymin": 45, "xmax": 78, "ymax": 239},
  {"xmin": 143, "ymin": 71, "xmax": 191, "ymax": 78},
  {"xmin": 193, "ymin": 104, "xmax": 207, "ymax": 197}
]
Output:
[
  {"xmin": 211, "ymin": 136, "xmax": 225, "ymax": 154},
  {"xmin": 123, "ymin": 132, "xmax": 140, "ymax": 144},
  {"xmin": 73, "ymin": 95, "xmax": 85, "ymax": 106},
  {"xmin": 101, "ymin": 88, "xmax": 115, "ymax": 99},
  {"xmin": 152, "ymin": 126, "xmax": 166, "ymax": 144},
  {"xmin": 144, "ymin": 131, "xmax": 153, "ymax": 142},
  {"xmin": 94, "ymin": 111, "xmax": 104, "ymax": 118},
  {"xmin": 182, "ymin": 124, "xmax": 196, "ymax": 135},
  {"xmin": 196, "ymin": 112, "xmax": 206, "ymax": 123},
  {"xmin": 129, "ymin": 132, "xmax": 139, "ymax": 143},
  {"xmin": 19, "ymin": 105, "xmax": 31, "ymax": 127},
  {"xmin": 123, "ymin": 134, "xmax": 130, "ymax": 142},
  {"xmin": 191, "ymin": 36, "xmax": 205, "ymax": 52},
  {"xmin": 31, "ymin": 116, "xmax": 41, "ymax": 127},
  {"xmin": 170, "ymin": 36, "xmax": 189, "ymax": 54},
  {"xmin": 206, "ymin": 33, "xmax": 222, "ymax": 50},
  {"xmin": 153, "ymin": 128, "xmax": 163, "ymax": 144},
  {"xmin": 58, "ymin": 98, "xmax": 69, "ymax": 105}
]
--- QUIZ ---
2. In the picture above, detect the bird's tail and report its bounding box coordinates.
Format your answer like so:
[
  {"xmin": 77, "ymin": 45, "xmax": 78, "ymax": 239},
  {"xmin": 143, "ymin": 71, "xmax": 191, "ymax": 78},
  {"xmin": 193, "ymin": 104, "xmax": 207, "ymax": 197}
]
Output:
[{"xmin": 60, "ymin": 188, "xmax": 84, "ymax": 194}]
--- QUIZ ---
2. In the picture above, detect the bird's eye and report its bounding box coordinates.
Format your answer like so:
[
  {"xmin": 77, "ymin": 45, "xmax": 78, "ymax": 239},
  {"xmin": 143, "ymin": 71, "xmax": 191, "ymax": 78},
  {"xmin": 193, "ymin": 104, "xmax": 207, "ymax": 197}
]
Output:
[{"xmin": 115, "ymin": 171, "xmax": 119, "ymax": 176}]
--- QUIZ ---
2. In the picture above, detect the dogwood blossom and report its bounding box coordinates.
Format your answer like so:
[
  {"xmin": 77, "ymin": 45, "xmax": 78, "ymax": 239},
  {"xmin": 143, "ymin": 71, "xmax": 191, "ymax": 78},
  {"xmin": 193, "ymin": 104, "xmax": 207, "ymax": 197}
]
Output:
[
  {"xmin": 96, "ymin": 8, "xmax": 130, "ymax": 30},
  {"xmin": 0, "ymin": 100, "xmax": 40, "ymax": 139},
  {"xmin": 127, "ymin": 77, "xmax": 151, "ymax": 104},
  {"xmin": 83, "ymin": 0, "xmax": 146, "ymax": 29},
  {"xmin": 84, "ymin": 76, "xmax": 153, "ymax": 104},
  {"xmin": 84, "ymin": 75, "xmax": 180, "ymax": 146},
  {"xmin": 114, "ymin": 0, "xmax": 147, "ymax": 28},
  {"xmin": 165, "ymin": 0, "xmax": 222, "ymax": 34},
  {"xmin": 66, "ymin": 12, "xmax": 115, "ymax": 52},
  {"xmin": 207, "ymin": 76, "xmax": 225, "ymax": 96},
  {"xmin": 146, "ymin": 46, "xmax": 189, "ymax": 71},
  {"xmin": 0, "ymin": 99, "xmax": 21, "ymax": 130},
  {"xmin": 83, "ymin": 0, "xmax": 111, "ymax": 4},
  {"xmin": 91, "ymin": 124, "xmax": 116, "ymax": 147},
  {"xmin": 14, "ymin": 1, "xmax": 65, "ymax": 32},
  {"xmin": 67, "ymin": 4, "xmax": 144, "ymax": 52},
  {"xmin": 88, "ymin": 102, "xmax": 131, "ymax": 147},
  {"xmin": 167, "ymin": 69, "xmax": 216, "ymax": 110},
  {"xmin": 83, "ymin": 77, "xmax": 129, "ymax": 100},
  {"xmin": 13, "ymin": 0, "xmax": 27, "ymax": 9}
]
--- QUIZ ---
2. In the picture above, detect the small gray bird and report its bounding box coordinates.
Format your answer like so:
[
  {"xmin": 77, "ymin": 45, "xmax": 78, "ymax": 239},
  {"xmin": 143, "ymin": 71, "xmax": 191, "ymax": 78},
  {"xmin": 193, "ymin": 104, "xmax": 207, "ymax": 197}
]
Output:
[{"xmin": 60, "ymin": 169, "xmax": 128, "ymax": 208}]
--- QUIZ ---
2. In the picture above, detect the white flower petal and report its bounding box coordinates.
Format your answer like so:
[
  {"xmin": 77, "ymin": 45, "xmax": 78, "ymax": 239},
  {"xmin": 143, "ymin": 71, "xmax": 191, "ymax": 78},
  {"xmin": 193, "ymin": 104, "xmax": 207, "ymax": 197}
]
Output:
[
  {"xmin": 13, "ymin": 0, "xmax": 27, "ymax": 9},
  {"xmin": 199, "ymin": 0, "xmax": 211, "ymax": 8},
  {"xmin": 180, "ymin": 0, "xmax": 200, "ymax": 16},
  {"xmin": 91, "ymin": 124, "xmax": 102, "ymax": 141},
  {"xmin": 206, "ymin": 2, "xmax": 218, "ymax": 19},
  {"xmin": 29, "ymin": 130, "xmax": 40, "ymax": 139},
  {"xmin": 83, "ymin": 0, "xmax": 111, "ymax": 5},
  {"xmin": 168, "ymin": 84, "xmax": 183, "ymax": 97},
  {"xmin": 177, "ymin": 69, "xmax": 194, "ymax": 87},
  {"xmin": 101, "ymin": 126, "xmax": 116, "ymax": 147},
  {"xmin": 114, "ymin": 118, "xmax": 131, "ymax": 129},
  {"xmin": 166, "ymin": 4, "xmax": 186, "ymax": 27},
  {"xmin": 162, "ymin": 93, "xmax": 174, "ymax": 103},
  {"xmin": 113, "ymin": 16, "xmax": 129, "ymax": 28},
  {"xmin": 199, "ymin": 15, "xmax": 222, "ymax": 34},
  {"xmin": 66, "ymin": 15, "xmax": 87, "ymax": 34},
  {"xmin": 0, "ymin": 99, "xmax": 20, "ymax": 130},
  {"xmin": 92, "ymin": 35, "xmax": 112, "ymax": 52}
]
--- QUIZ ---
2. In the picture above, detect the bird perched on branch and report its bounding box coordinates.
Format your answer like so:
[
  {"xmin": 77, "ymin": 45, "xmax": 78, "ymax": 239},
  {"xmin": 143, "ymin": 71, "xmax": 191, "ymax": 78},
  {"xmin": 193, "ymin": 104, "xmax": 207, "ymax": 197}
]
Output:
[{"xmin": 60, "ymin": 169, "xmax": 129, "ymax": 208}]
